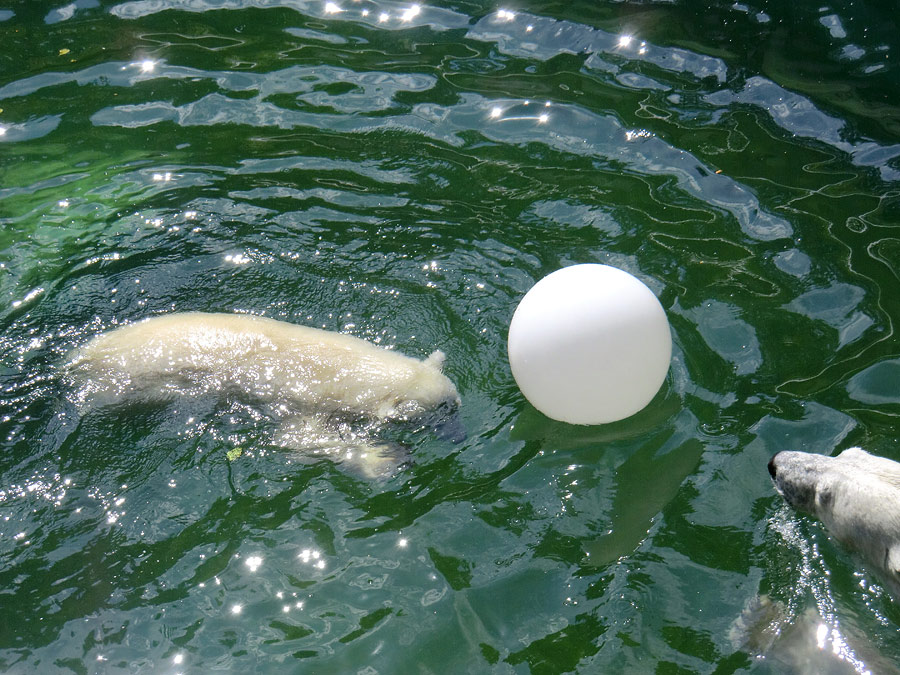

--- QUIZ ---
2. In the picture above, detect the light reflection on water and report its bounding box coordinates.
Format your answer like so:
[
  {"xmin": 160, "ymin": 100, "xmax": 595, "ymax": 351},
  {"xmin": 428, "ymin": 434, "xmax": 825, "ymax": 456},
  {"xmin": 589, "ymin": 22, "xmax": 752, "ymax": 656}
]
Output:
[{"xmin": 1, "ymin": 0, "xmax": 900, "ymax": 672}]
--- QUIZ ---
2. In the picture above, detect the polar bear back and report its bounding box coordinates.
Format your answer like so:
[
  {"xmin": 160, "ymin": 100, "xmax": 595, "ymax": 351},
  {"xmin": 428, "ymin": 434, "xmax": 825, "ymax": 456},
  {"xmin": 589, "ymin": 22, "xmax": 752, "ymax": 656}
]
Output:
[{"xmin": 66, "ymin": 312, "xmax": 459, "ymax": 421}]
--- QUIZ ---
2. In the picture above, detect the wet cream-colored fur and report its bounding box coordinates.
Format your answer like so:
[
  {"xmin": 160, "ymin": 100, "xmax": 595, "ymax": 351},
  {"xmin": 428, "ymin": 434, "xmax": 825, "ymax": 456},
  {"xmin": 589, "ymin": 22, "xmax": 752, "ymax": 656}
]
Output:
[
  {"xmin": 769, "ymin": 447, "xmax": 900, "ymax": 597},
  {"xmin": 67, "ymin": 312, "xmax": 458, "ymax": 419},
  {"xmin": 66, "ymin": 312, "xmax": 460, "ymax": 477}
]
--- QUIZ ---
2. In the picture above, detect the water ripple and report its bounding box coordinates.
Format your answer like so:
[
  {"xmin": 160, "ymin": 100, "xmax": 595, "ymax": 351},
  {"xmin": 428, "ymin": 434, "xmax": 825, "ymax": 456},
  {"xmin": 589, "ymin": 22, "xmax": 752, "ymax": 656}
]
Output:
[
  {"xmin": 2, "ymin": 0, "xmax": 900, "ymax": 671},
  {"xmin": 468, "ymin": 9, "xmax": 728, "ymax": 83},
  {"xmin": 706, "ymin": 77, "xmax": 900, "ymax": 181}
]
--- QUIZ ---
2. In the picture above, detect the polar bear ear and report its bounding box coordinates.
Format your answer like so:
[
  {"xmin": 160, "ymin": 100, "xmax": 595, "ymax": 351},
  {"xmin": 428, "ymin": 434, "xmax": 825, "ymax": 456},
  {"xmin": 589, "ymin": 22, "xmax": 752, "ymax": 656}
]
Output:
[{"xmin": 424, "ymin": 350, "xmax": 446, "ymax": 372}]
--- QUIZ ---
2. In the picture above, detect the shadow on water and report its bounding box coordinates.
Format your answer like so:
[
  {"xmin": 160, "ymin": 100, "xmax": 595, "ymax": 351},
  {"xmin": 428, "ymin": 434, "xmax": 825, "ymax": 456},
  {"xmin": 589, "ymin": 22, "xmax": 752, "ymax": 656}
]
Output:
[{"xmin": 510, "ymin": 389, "xmax": 704, "ymax": 567}]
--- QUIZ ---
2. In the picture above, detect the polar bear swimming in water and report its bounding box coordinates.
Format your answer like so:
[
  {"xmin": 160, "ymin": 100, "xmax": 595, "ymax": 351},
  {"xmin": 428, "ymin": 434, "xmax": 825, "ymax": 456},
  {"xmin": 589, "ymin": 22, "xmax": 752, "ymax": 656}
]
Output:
[
  {"xmin": 768, "ymin": 447, "xmax": 900, "ymax": 598},
  {"xmin": 65, "ymin": 312, "xmax": 461, "ymax": 477}
]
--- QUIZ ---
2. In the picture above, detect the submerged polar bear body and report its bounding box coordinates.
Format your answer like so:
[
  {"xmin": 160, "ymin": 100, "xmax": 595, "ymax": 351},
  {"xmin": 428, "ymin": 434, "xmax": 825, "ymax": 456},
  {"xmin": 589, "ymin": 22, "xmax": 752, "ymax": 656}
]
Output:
[
  {"xmin": 768, "ymin": 447, "xmax": 900, "ymax": 597},
  {"xmin": 66, "ymin": 312, "xmax": 461, "ymax": 476},
  {"xmin": 68, "ymin": 312, "xmax": 459, "ymax": 421}
]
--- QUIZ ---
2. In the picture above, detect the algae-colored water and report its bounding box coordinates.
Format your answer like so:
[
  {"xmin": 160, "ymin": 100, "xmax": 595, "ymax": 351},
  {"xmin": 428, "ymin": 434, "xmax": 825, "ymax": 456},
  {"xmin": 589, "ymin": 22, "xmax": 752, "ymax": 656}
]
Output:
[{"xmin": 2, "ymin": 0, "xmax": 899, "ymax": 672}]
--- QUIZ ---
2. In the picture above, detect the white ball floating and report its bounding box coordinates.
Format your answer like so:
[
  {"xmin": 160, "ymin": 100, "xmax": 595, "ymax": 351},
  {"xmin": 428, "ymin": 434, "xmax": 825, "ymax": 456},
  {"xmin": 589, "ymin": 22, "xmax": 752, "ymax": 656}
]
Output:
[{"xmin": 508, "ymin": 264, "xmax": 671, "ymax": 425}]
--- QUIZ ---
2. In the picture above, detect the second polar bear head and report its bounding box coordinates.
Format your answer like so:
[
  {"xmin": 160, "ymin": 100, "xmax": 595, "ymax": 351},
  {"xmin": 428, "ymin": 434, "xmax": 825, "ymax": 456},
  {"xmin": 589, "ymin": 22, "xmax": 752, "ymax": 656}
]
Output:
[
  {"xmin": 768, "ymin": 447, "xmax": 900, "ymax": 598},
  {"xmin": 768, "ymin": 447, "xmax": 900, "ymax": 517}
]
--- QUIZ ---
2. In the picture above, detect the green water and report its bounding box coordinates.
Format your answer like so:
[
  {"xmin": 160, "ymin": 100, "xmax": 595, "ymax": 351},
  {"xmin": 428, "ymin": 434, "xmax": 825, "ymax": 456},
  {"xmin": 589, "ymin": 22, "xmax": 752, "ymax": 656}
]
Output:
[{"xmin": 2, "ymin": 0, "xmax": 900, "ymax": 672}]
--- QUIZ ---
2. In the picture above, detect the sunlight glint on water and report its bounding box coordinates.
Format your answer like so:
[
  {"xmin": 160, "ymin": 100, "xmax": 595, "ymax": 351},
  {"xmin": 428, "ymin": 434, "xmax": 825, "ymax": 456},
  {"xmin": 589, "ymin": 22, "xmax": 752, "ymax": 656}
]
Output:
[{"xmin": 1, "ymin": 0, "xmax": 899, "ymax": 671}]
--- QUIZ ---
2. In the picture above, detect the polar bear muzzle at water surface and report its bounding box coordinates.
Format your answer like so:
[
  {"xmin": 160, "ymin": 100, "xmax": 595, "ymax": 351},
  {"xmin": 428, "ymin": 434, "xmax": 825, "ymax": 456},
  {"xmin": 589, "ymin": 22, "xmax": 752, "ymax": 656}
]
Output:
[
  {"xmin": 65, "ymin": 312, "xmax": 461, "ymax": 476},
  {"xmin": 768, "ymin": 447, "xmax": 900, "ymax": 598}
]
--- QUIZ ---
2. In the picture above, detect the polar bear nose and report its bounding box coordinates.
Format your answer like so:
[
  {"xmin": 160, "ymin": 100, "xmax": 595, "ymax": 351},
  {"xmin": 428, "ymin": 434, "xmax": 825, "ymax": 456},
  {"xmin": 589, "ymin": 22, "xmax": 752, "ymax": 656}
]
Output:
[{"xmin": 767, "ymin": 455, "xmax": 777, "ymax": 480}]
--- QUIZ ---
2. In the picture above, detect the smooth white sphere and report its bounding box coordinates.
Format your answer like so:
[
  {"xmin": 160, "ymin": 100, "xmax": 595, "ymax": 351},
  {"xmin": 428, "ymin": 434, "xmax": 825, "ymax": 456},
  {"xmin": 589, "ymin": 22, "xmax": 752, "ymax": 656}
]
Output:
[{"xmin": 508, "ymin": 264, "xmax": 671, "ymax": 425}]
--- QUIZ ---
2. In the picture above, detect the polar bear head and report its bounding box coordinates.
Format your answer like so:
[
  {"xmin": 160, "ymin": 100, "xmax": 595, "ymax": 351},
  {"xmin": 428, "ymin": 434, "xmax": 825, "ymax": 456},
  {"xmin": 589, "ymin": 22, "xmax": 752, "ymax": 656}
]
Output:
[
  {"xmin": 374, "ymin": 350, "xmax": 460, "ymax": 422},
  {"xmin": 769, "ymin": 447, "xmax": 900, "ymax": 516},
  {"xmin": 364, "ymin": 349, "xmax": 462, "ymax": 444},
  {"xmin": 768, "ymin": 447, "xmax": 900, "ymax": 597}
]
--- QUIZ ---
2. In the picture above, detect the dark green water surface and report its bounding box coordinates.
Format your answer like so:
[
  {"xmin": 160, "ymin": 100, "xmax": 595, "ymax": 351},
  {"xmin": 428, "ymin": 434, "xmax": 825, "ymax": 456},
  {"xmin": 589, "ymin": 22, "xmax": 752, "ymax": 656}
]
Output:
[{"xmin": 2, "ymin": 0, "xmax": 900, "ymax": 672}]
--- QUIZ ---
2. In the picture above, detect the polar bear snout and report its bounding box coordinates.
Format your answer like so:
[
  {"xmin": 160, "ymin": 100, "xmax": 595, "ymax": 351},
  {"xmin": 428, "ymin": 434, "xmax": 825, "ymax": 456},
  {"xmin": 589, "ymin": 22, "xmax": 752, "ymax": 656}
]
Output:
[{"xmin": 767, "ymin": 451, "xmax": 822, "ymax": 513}]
